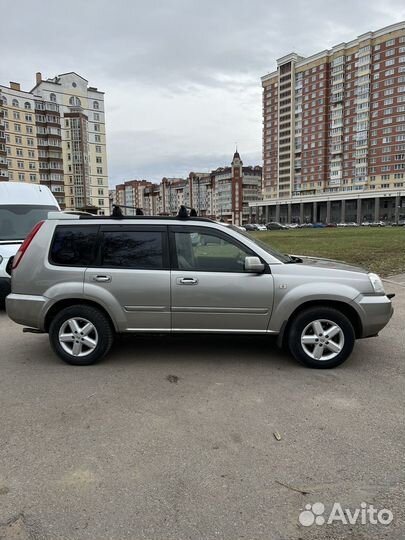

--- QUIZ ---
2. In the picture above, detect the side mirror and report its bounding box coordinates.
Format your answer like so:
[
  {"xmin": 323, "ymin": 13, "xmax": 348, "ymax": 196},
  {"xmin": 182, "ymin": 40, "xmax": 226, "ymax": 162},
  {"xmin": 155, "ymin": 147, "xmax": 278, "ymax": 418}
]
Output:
[{"xmin": 245, "ymin": 256, "xmax": 265, "ymax": 273}]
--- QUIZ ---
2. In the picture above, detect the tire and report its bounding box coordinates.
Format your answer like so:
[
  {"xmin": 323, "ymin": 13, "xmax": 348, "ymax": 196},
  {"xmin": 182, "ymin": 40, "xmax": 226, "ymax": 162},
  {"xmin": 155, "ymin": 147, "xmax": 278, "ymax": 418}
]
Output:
[
  {"xmin": 288, "ymin": 306, "xmax": 355, "ymax": 369},
  {"xmin": 49, "ymin": 305, "xmax": 114, "ymax": 365}
]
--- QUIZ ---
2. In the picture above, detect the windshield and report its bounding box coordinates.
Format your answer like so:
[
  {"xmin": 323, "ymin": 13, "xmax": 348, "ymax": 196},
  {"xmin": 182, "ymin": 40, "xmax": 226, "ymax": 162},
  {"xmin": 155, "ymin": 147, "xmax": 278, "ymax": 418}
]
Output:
[
  {"xmin": 227, "ymin": 225, "xmax": 291, "ymax": 263},
  {"xmin": 0, "ymin": 205, "xmax": 58, "ymax": 241}
]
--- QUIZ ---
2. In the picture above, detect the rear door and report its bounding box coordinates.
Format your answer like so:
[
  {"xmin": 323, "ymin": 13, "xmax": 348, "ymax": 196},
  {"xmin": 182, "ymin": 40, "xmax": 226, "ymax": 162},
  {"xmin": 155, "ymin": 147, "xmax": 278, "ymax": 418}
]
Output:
[
  {"xmin": 84, "ymin": 225, "xmax": 171, "ymax": 331},
  {"xmin": 169, "ymin": 226, "xmax": 274, "ymax": 332}
]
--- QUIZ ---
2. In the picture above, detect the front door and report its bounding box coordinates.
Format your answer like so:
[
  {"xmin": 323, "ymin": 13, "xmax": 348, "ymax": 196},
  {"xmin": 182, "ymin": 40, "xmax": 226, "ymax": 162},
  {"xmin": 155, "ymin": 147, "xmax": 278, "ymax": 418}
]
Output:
[
  {"xmin": 84, "ymin": 225, "xmax": 170, "ymax": 331},
  {"xmin": 169, "ymin": 226, "xmax": 274, "ymax": 332}
]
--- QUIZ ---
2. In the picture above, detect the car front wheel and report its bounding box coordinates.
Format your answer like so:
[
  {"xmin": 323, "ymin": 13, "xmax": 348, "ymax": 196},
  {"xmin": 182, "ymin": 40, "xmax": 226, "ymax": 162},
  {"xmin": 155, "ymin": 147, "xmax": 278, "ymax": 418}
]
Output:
[
  {"xmin": 288, "ymin": 307, "xmax": 355, "ymax": 368},
  {"xmin": 49, "ymin": 305, "xmax": 114, "ymax": 365}
]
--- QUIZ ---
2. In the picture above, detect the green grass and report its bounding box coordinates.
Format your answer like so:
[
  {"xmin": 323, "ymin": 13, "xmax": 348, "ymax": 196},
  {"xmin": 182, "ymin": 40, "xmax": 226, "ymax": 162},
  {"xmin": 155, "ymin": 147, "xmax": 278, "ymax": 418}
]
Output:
[{"xmin": 251, "ymin": 227, "xmax": 405, "ymax": 277}]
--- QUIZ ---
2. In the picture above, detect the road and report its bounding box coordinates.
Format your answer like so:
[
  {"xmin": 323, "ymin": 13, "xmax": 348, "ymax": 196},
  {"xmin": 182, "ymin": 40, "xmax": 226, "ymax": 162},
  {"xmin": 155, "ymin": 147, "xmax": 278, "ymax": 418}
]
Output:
[{"xmin": 0, "ymin": 277, "xmax": 404, "ymax": 540}]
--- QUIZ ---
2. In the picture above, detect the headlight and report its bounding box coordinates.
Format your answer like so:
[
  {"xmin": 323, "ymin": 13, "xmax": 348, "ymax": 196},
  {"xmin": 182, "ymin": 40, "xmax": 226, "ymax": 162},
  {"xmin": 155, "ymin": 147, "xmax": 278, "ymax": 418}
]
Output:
[{"xmin": 368, "ymin": 272, "xmax": 385, "ymax": 294}]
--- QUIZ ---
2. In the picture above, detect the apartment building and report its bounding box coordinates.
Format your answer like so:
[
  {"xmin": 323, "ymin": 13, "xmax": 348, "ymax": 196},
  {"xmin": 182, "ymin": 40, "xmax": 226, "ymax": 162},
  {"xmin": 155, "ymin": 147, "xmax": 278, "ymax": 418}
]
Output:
[
  {"xmin": 0, "ymin": 72, "xmax": 109, "ymax": 214},
  {"xmin": 254, "ymin": 21, "xmax": 405, "ymax": 224},
  {"xmin": 113, "ymin": 151, "xmax": 262, "ymax": 224},
  {"xmin": 0, "ymin": 83, "xmax": 41, "ymax": 187}
]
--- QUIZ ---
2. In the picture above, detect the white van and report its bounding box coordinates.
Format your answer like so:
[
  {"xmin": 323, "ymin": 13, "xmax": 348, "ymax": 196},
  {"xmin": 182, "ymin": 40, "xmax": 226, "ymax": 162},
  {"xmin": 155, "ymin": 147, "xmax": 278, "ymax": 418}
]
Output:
[{"xmin": 0, "ymin": 182, "xmax": 59, "ymax": 306}]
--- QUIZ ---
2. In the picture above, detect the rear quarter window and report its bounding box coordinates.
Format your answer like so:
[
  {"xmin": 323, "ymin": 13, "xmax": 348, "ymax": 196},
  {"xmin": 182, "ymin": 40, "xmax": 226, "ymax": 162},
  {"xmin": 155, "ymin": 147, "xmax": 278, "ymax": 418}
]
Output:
[{"xmin": 50, "ymin": 225, "xmax": 99, "ymax": 266}]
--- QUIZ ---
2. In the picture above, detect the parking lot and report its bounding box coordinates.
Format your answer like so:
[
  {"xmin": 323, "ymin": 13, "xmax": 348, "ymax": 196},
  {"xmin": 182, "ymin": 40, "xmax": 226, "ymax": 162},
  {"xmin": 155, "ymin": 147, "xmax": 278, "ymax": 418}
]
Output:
[{"xmin": 0, "ymin": 276, "xmax": 404, "ymax": 540}]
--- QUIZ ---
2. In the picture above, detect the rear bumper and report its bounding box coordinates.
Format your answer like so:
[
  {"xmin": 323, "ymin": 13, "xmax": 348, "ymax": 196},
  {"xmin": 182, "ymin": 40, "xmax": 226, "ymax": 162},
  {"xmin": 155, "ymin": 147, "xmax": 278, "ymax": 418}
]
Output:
[
  {"xmin": 6, "ymin": 293, "xmax": 47, "ymax": 329},
  {"xmin": 0, "ymin": 277, "xmax": 11, "ymax": 305},
  {"xmin": 354, "ymin": 294, "xmax": 394, "ymax": 337}
]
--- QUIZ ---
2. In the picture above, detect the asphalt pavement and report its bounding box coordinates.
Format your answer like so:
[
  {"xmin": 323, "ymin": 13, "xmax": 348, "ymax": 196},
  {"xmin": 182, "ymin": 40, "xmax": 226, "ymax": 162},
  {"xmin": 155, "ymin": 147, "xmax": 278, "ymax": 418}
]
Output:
[{"xmin": 0, "ymin": 278, "xmax": 404, "ymax": 540}]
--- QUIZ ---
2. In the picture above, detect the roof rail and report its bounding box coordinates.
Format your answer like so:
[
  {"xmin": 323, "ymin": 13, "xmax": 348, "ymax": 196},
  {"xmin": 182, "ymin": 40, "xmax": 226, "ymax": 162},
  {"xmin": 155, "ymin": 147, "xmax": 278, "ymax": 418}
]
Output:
[{"xmin": 77, "ymin": 215, "xmax": 215, "ymax": 222}]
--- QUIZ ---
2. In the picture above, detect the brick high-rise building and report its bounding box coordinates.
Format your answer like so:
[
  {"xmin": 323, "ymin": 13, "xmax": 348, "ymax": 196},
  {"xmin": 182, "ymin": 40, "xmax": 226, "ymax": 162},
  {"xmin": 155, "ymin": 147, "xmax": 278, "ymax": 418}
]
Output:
[{"xmin": 254, "ymin": 21, "xmax": 405, "ymax": 224}]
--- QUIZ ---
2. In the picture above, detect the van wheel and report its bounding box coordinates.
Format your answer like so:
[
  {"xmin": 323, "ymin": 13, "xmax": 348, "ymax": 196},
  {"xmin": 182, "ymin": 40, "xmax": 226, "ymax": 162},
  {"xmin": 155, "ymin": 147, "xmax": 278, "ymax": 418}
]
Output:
[
  {"xmin": 288, "ymin": 307, "xmax": 355, "ymax": 369},
  {"xmin": 49, "ymin": 305, "xmax": 114, "ymax": 365}
]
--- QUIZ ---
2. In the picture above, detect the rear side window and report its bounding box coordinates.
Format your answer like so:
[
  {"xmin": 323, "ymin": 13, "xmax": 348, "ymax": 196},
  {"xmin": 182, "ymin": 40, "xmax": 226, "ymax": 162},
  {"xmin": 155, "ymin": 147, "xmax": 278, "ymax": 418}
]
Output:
[
  {"xmin": 50, "ymin": 225, "xmax": 99, "ymax": 266},
  {"xmin": 102, "ymin": 230, "xmax": 164, "ymax": 269}
]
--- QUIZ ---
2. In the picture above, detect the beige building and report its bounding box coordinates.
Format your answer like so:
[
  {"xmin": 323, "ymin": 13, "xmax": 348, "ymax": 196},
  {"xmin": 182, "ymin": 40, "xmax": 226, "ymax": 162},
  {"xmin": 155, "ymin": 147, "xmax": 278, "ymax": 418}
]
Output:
[
  {"xmin": 32, "ymin": 72, "xmax": 109, "ymax": 214},
  {"xmin": 0, "ymin": 83, "xmax": 40, "ymax": 187},
  {"xmin": 0, "ymin": 72, "xmax": 109, "ymax": 214}
]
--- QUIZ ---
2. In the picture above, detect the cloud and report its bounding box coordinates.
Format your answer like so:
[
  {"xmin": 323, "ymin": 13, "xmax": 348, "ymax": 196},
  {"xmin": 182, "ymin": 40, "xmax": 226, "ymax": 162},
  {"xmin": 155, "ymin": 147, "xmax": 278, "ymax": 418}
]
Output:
[{"xmin": 1, "ymin": 0, "xmax": 404, "ymax": 186}]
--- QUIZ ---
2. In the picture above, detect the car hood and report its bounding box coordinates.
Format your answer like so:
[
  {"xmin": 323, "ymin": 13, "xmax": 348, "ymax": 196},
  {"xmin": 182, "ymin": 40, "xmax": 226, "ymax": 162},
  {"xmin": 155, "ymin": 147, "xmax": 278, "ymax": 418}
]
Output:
[
  {"xmin": 0, "ymin": 242, "xmax": 22, "ymax": 259},
  {"xmin": 291, "ymin": 254, "xmax": 368, "ymax": 274}
]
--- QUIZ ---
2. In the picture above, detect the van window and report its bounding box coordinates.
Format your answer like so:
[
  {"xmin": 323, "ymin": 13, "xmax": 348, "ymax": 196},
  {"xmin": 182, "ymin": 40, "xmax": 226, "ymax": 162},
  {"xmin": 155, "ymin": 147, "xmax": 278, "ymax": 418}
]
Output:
[
  {"xmin": 0, "ymin": 205, "xmax": 58, "ymax": 241},
  {"xmin": 50, "ymin": 226, "xmax": 99, "ymax": 266},
  {"xmin": 102, "ymin": 230, "xmax": 164, "ymax": 269}
]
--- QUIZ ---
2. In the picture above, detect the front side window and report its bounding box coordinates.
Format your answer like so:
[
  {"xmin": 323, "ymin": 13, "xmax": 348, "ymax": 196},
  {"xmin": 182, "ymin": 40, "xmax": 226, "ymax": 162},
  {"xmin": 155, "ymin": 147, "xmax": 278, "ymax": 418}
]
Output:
[
  {"xmin": 102, "ymin": 230, "xmax": 164, "ymax": 269},
  {"xmin": 173, "ymin": 230, "xmax": 253, "ymax": 272},
  {"xmin": 50, "ymin": 225, "xmax": 99, "ymax": 266}
]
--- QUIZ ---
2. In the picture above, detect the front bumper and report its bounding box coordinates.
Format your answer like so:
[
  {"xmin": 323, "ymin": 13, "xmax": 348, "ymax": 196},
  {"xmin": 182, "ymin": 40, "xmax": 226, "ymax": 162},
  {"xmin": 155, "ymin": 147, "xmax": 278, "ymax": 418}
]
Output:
[
  {"xmin": 0, "ymin": 277, "xmax": 11, "ymax": 305},
  {"xmin": 354, "ymin": 293, "xmax": 394, "ymax": 338}
]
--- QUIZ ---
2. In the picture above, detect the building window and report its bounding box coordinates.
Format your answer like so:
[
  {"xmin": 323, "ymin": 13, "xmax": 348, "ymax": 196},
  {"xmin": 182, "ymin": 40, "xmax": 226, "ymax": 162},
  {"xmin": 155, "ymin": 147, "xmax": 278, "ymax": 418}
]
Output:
[
  {"xmin": 13, "ymin": 111, "xmax": 20, "ymax": 120},
  {"xmin": 68, "ymin": 96, "xmax": 81, "ymax": 106},
  {"xmin": 12, "ymin": 99, "xmax": 19, "ymax": 107},
  {"xmin": 18, "ymin": 173, "xmax": 25, "ymax": 181},
  {"xmin": 24, "ymin": 102, "xmax": 31, "ymax": 109},
  {"xmin": 95, "ymin": 135, "xmax": 101, "ymax": 142},
  {"xmin": 15, "ymin": 124, "xmax": 21, "ymax": 132},
  {"xmin": 17, "ymin": 161, "xmax": 24, "ymax": 169},
  {"xmin": 50, "ymin": 93, "xmax": 56, "ymax": 102},
  {"xmin": 96, "ymin": 145, "xmax": 102, "ymax": 153},
  {"xmin": 96, "ymin": 157, "xmax": 102, "ymax": 163},
  {"xmin": 94, "ymin": 113, "xmax": 100, "ymax": 121},
  {"xmin": 30, "ymin": 174, "xmax": 36, "ymax": 181},
  {"xmin": 93, "ymin": 101, "xmax": 99, "ymax": 109},
  {"xmin": 94, "ymin": 124, "xmax": 100, "ymax": 131},
  {"xmin": 97, "ymin": 167, "xmax": 103, "ymax": 174},
  {"xmin": 16, "ymin": 148, "xmax": 23, "ymax": 157}
]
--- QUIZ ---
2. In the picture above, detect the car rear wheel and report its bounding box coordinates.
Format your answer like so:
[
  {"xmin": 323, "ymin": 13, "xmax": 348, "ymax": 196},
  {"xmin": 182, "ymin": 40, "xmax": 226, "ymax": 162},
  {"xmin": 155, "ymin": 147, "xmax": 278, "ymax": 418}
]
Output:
[
  {"xmin": 49, "ymin": 305, "xmax": 114, "ymax": 365},
  {"xmin": 288, "ymin": 307, "xmax": 355, "ymax": 368}
]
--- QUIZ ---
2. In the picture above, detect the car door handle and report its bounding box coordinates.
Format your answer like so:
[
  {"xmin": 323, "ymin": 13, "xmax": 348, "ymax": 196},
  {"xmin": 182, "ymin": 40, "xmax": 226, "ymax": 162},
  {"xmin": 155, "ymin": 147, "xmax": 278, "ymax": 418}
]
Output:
[
  {"xmin": 177, "ymin": 277, "xmax": 198, "ymax": 285},
  {"xmin": 92, "ymin": 275, "xmax": 112, "ymax": 283}
]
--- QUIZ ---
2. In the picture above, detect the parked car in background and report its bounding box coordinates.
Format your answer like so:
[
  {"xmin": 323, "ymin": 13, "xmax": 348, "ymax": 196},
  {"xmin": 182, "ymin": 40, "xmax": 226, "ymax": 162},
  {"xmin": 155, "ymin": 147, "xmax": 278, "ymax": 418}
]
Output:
[
  {"xmin": 285, "ymin": 223, "xmax": 299, "ymax": 229},
  {"xmin": 361, "ymin": 221, "xmax": 372, "ymax": 227},
  {"xmin": 299, "ymin": 223, "xmax": 314, "ymax": 228},
  {"xmin": 266, "ymin": 222, "xmax": 287, "ymax": 230},
  {"xmin": 244, "ymin": 223, "xmax": 256, "ymax": 231},
  {"xmin": 6, "ymin": 213, "xmax": 394, "ymax": 369},
  {"xmin": 256, "ymin": 224, "xmax": 267, "ymax": 231},
  {"xmin": 313, "ymin": 222, "xmax": 326, "ymax": 228},
  {"xmin": 346, "ymin": 222, "xmax": 359, "ymax": 227},
  {"xmin": 0, "ymin": 183, "xmax": 59, "ymax": 308},
  {"xmin": 326, "ymin": 223, "xmax": 337, "ymax": 227},
  {"xmin": 370, "ymin": 221, "xmax": 386, "ymax": 227},
  {"xmin": 392, "ymin": 219, "xmax": 405, "ymax": 227}
]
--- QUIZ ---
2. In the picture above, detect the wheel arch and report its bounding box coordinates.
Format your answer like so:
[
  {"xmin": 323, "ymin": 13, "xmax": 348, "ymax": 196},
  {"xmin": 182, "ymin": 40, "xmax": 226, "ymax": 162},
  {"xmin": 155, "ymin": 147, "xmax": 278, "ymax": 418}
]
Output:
[
  {"xmin": 44, "ymin": 298, "xmax": 117, "ymax": 333},
  {"xmin": 279, "ymin": 299, "xmax": 363, "ymax": 348}
]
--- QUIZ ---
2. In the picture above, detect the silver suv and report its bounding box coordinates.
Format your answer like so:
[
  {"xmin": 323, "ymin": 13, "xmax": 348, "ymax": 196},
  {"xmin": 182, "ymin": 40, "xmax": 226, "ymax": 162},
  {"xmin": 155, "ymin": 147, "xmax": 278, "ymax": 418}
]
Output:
[{"xmin": 6, "ymin": 213, "xmax": 393, "ymax": 368}]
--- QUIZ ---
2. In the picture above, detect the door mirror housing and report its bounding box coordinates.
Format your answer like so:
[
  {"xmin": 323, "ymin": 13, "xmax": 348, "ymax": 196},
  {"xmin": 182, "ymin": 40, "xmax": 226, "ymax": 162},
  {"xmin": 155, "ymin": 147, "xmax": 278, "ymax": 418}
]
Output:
[{"xmin": 244, "ymin": 256, "xmax": 265, "ymax": 273}]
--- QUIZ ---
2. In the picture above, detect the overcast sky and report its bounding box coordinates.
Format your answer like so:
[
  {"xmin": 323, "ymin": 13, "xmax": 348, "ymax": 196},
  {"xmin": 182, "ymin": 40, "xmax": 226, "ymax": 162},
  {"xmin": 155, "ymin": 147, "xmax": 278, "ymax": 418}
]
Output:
[{"xmin": 2, "ymin": 0, "xmax": 404, "ymax": 186}]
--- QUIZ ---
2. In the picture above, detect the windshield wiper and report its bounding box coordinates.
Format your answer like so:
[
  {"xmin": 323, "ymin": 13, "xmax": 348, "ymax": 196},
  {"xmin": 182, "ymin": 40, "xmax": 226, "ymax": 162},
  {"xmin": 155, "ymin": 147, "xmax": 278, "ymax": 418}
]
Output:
[{"xmin": 285, "ymin": 254, "xmax": 303, "ymax": 264}]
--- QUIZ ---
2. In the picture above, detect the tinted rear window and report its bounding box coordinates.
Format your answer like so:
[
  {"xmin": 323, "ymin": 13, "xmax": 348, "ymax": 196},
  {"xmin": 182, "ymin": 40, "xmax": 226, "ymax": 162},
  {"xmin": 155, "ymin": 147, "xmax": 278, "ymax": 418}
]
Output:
[
  {"xmin": 102, "ymin": 230, "xmax": 163, "ymax": 269},
  {"xmin": 50, "ymin": 225, "xmax": 99, "ymax": 266},
  {"xmin": 0, "ymin": 205, "xmax": 58, "ymax": 241}
]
